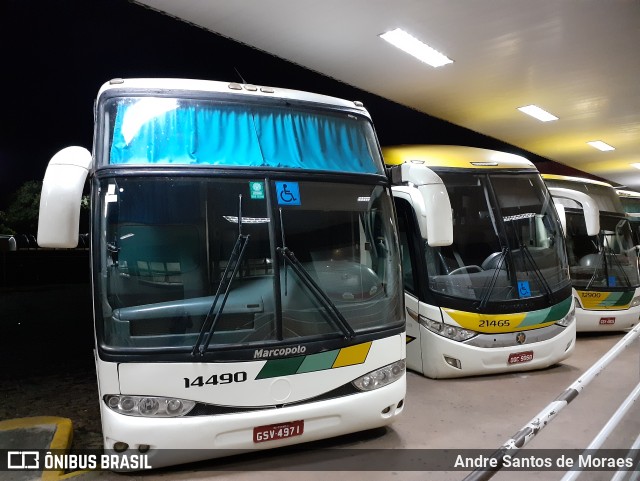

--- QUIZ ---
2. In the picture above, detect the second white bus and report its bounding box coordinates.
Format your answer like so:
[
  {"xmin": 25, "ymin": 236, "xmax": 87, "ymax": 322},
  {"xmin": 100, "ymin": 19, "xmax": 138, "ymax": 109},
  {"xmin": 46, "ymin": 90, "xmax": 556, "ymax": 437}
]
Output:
[
  {"xmin": 544, "ymin": 174, "xmax": 640, "ymax": 332},
  {"xmin": 384, "ymin": 145, "xmax": 579, "ymax": 378}
]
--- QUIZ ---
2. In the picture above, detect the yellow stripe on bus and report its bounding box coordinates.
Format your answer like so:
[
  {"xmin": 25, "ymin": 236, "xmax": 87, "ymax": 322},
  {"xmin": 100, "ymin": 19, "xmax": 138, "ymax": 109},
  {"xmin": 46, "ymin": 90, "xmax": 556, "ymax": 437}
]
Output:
[
  {"xmin": 443, "ymin": 309, "xmax": 529, "ymax": 333},
  {"xmin": 332, "ymin": 342, "xmax": 372, "ymax": 367}
]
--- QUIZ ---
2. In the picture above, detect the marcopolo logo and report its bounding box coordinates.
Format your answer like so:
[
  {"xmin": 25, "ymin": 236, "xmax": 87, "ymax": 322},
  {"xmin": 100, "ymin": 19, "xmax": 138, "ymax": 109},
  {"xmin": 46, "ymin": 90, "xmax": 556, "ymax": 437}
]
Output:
[{"xmin": 254, "ymin": 345, "xmax": 306, "ymax": 359}]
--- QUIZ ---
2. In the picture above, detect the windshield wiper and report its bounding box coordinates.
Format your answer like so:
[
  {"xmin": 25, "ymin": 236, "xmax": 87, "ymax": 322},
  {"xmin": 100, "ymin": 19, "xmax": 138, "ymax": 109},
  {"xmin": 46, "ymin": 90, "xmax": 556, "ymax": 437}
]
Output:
[
  {"xmin": 479, "ymin": 246, "xmax": 508, "ymax": 309},
  {"xmin": 278, "ymin": 246, "xmax": 356, "ymax": 340},
  {"xmin": 518, "ymin": 241, "xmax": 555, "ymax": 301},
  {"xmin": 192, "ymin": 195, "xmax": 250, "ymax": 356},
  {"xmin": 589, "ymin": 236, "xmax": 632, "ymax": 289},
  {"xmin": 510, "ymin": 219, "xmax": 555, "ymax": 302},
  {"xmin": 504, "ymin": 217, "xmax": 555, "ymax": 302}
]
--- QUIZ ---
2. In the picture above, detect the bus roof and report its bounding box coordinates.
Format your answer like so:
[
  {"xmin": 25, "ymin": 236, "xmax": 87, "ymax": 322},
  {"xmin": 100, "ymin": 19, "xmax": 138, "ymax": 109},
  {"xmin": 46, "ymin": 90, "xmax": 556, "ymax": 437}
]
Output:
[
  {"xmin": 541, "ymin": 173, "xmax": 614, "ymax": 189},
  {"xmin": 97, "ymin": 78, "xmax": 370, "ymax": 117},
  {"xmin": 382, "ymin": 145, "xmax": 536, "ymax": 170}
]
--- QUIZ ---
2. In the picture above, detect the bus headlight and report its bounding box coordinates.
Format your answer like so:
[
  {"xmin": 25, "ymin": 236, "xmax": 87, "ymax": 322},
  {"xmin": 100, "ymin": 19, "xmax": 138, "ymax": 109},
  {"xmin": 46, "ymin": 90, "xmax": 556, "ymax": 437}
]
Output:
[
  {"xmin": 352, "ymin": 360, "xmax": 405, "ymax": 391},
  {"xmin": 556, "ymin": 305, "xmax": 576, "ymax": 327},
  {"xmin": 420, "ymin": 316, "xmax": 476, "ymax": 342},
  {"xmin": 104, "ymin": 395, "xmax": 195, "ymax": 417},
  {"xmin": 631, "ymin": 296, "xmax": 640, "ymax": 308}
]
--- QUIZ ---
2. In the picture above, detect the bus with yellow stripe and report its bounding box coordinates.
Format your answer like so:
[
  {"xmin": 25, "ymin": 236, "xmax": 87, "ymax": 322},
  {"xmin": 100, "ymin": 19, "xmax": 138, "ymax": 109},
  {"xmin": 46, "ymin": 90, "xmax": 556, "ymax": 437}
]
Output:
[
  {"xmin": 617, "ymin": 189, "xmax": 640, "ymax": 244},
  {"xmin": 384, "ymin": 145, "xmax": 578, "ymax": 378},
  {"xmin": 543, "ymin": 175, "xmax": 640, "ymax": 331},
  {"xmin": 37, "ymin": 78, "xmax": 406, "ymax": 468}
]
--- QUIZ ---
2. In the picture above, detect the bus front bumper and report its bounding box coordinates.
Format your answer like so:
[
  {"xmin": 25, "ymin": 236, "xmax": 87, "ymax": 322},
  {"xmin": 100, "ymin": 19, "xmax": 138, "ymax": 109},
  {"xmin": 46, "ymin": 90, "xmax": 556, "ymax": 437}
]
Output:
[
  {"xmin": 99, "ymin": 375, "xmax": 405, "ymax": 470},
  {"xmin": 418, "ymin": 322, "xmax": 576, "ymax": 379},
  {"xmin": 575, "ymin": 306, "xmax": 640, "ymax": 332}
]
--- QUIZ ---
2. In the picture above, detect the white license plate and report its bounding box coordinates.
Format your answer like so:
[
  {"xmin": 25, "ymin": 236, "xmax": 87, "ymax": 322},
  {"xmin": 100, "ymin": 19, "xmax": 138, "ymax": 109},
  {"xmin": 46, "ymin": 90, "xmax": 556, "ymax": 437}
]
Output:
[
  {"xmin": 508, "ymin": 350, "xmax": 534, "ymax": 364},
  {"xmin": 253, "ymin": 420, "xmax": 304, "ymax": 443}
]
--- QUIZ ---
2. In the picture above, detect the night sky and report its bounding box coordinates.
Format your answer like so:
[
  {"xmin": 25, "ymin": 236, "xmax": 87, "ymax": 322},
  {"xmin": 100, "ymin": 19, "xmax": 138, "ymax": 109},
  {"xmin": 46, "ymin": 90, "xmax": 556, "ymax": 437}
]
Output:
[{"xmin": 1, "ymin": 0, "xmax": 574, "ymax": 211}]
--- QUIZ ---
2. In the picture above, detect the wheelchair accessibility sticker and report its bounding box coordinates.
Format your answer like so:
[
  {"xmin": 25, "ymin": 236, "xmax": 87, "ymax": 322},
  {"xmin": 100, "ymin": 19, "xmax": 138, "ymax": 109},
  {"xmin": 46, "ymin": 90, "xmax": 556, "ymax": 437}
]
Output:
[
  {"xmin": 518, "ymin": 280, "xmax": 531, "ymax": 298},
  {"xmin": 276, "ymin": 182, "xmax": 301, "ymax": 205}
]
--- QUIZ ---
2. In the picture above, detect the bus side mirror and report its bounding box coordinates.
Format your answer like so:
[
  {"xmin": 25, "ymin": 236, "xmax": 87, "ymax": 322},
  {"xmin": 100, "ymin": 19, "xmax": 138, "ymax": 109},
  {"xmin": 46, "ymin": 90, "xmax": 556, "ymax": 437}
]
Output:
[
  {"xmin": 418, "ymin": 184, "xmax": 453, "ymax": 246},
  {"xmin": 547, "ymin": 187, "xmax": 600, "ymax": 236},
  {"xmin": 554, "ymin": 202, "xmax": 566, "ymax": 236},
  {"xmin": 391, "ymin": 162, "xmax": 453, "ymax": 247},
  {"xmin": 38, "ymin": 146, "xmax": 92, "ymax": 248}
]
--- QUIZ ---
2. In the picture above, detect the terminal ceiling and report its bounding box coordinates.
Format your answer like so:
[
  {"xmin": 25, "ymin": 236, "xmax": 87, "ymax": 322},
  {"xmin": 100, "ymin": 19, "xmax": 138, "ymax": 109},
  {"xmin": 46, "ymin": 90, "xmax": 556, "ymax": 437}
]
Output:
[{"xmin": 135, "ymin": 0, "xmax": 640, "ymax": 191}]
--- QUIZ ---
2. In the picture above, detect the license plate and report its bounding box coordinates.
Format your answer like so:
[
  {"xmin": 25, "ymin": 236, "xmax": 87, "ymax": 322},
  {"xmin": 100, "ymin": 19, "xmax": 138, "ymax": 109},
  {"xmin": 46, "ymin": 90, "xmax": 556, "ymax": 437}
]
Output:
[
  {"xmin": 599, "ymin": 317, "xmax": 616, "ymax": 325},
  {"xmin": 253, "ymin": 420, "xmax": 304, "ymax": 443},
  {"xmin": 508, "ymin": 350, "xmax": 534, "ymax": 364}
]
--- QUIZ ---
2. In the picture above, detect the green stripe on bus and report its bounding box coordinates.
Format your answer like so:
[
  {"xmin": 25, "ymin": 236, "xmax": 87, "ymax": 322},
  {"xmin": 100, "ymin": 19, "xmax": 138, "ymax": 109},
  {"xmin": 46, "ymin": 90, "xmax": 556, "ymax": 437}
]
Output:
[
  {"xmin": 256, "ymin": 356, "xmax": 305, "ymax": 380},
  {"xmin": 297, "ymin": 350, "xmax": 340, "ymax": 373},
  {"xmin": 601, "ymin": 291, "xmax": 634, "ymax": 307},
  {"xmin": 517, "ymin": 297, "xmax": 571, "ymax": 328}
]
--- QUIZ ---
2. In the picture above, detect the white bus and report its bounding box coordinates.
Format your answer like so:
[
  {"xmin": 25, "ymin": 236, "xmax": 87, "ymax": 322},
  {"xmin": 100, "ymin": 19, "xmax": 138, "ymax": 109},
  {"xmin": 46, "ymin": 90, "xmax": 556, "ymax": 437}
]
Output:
[
  {"xmin": 37, "ymin": 78, "xmax": 406, "ymax": 468},
  {"xmin": 383, "ymin": 146, "xmax": 582, "ymax": 378},
  {"xmin": 543, "ymin": 174, "xmax": 640, "ymax": 332},
  {"xmin": 617, "ymin": 189, "xmax": 640, "ymax": 245}
]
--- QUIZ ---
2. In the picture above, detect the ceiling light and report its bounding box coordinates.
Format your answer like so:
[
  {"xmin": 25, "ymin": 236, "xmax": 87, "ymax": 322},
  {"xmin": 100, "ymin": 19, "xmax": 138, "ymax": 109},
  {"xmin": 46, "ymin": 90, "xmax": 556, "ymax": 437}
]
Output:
[
  {"xmin": 517, "ymin": 105, "xmax": 559, "ymax": 122},
  {"xmin": 630, "ymin": 164, "xmax": 640, "ymax": 170},
  {"xmin": 587, "ymin": 141, "xmax": 615, "ymax": 152},
  {"xmin": 379, "ymin": 28, "xmax": 453, "ymax": 68}
]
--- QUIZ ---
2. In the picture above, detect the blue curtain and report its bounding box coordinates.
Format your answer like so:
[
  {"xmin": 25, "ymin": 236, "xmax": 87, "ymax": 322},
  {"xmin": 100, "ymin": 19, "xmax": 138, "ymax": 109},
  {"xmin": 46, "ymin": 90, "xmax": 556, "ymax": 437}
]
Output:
[{"xmin": 109, "ymin": 101, "xmax": 381, "ymax": 174}]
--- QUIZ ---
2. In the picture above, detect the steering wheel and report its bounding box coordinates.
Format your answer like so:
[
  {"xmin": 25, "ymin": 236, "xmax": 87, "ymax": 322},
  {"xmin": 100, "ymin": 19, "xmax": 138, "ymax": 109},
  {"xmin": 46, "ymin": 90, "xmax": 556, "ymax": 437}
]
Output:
[{"xmin": 447, "ymin": 265, "xmax": 483, "ymax": 275}]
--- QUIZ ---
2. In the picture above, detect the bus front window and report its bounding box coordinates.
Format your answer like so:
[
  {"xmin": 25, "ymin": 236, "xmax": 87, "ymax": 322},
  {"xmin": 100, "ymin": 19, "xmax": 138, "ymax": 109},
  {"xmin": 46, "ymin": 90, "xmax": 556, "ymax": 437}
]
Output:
[
  {"xmin": 425, "ymin": 173, "xmax": 570, "ymax": 305},
  {"xmin": 565, "ymin": 213, "xmax": 640, "ymax": 289},
  {"xmin": 97, "ymin": 177, "xmax": 402, "ymax": 351}
]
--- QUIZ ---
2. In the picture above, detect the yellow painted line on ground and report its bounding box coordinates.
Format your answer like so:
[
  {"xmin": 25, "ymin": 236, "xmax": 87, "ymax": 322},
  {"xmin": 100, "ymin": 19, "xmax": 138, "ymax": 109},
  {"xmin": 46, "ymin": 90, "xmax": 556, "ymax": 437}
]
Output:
[{"xmin": 0, "ymin": 416, "xmax": 89, "ymax": 480}]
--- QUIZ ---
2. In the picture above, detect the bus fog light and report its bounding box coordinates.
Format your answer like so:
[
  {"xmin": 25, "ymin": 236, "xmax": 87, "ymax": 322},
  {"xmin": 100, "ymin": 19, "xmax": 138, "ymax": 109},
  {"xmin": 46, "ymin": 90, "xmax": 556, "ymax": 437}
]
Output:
[
  {"xmin": 556, "ymin": 305, "xmax": 576, "ymax": 327},
  {"xmin": 138, "ymin": 397, "xmax": 159, "ymax": 416},
  {"xmin": 104, "ymin": 395, "xmax": 195, "ymax": 417},
  {"xmin": 138, "ymin": 445, "xmax": 150, "ymax": 453},
  {"xmin": 120, "ymin": 397, "xmax": 135, "ymax": 412},
  {"xmin": 166, "ymin": 399, "xmax": 184, "ymax": 415},
  {"xmin": 113, "ymin": 442, "xmax": 129, "ymax": 453},
  {"xmin": 444, "ymin": 356, "xmax": 461, "ymax": 369},
  {"xmin": 352, "ymin": 360, "xmax": 405, "ymax": 391},
  {"xmin": 420, "ymin": 316, "xmax": 476, "ymax": 342}
]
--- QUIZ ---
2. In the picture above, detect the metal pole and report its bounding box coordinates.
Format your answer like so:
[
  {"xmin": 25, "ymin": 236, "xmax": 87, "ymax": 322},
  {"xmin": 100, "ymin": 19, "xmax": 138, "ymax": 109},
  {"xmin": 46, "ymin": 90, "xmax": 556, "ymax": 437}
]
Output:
[
  {"xmin": 560, "ymin": 381, "xmax": 640, "ymax": 481},
  {"xmin": 610, "ymin": 429, "xmax": 640, "ymax": 481},
  {"xmin": 463, "ymin": 325, "xmax": 640, "ymax": 481}
]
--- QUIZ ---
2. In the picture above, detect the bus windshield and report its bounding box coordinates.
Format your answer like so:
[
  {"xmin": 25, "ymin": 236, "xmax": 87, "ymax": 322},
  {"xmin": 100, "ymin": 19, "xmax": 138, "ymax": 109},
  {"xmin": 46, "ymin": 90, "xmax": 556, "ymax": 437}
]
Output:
[
  {"xmin": 96, "ymin": 176, "xmax": 403, "ymax": 351},
  {"xmin": 424, "ymin": 172, "xmax": 570, "ymax": 304},
  {"xmin": 564, "ymin": 212, "xmax": 640, "ymax": 288}
]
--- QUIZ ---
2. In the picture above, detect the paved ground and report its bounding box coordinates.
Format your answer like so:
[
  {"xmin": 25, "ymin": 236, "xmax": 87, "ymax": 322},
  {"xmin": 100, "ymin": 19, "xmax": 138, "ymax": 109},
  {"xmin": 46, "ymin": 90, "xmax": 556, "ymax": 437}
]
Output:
[{"xmin": 2, "ymin": 284, "xmax": 640, "ymax": 480}]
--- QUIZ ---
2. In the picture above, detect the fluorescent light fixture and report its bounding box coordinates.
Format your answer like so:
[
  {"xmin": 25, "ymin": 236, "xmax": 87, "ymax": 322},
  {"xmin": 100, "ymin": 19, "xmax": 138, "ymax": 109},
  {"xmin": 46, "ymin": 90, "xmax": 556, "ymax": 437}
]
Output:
[
  {"xmin": 587, "ymin": 140, "xmax": 615, "ymax": 152},
  {"xmin": 630, "ymin": 163, "xmax": 640, "ymax": 170},
  {"xmin": 379, "ymin": 28, "xmax": 453, "ymax": 68},
  {"xmin": 517, "ymin": 105, "xmax": 559, "ymax": 122}
]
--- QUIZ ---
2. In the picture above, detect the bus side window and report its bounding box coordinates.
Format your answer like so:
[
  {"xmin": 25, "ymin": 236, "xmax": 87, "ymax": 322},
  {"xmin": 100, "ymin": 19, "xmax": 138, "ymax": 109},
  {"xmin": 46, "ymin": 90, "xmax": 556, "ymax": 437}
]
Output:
[{"xmin": 394, "ymin": 199, "xmax": 418, "ymax": 296}]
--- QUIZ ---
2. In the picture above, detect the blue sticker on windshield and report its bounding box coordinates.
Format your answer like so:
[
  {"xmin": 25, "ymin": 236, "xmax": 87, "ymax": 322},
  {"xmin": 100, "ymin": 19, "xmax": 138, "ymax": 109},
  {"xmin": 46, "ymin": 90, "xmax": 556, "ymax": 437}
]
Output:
[
  {"xmin": 518, "ymin": 281, "xmax": 531, "ymax": 298},
  {"xmin": 608, "ymin": 276, "xmax": 617, "ymax": 287},
  {"xmin": 276, "ymin": 182, "xmax": 301, "ymax": 206}
]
